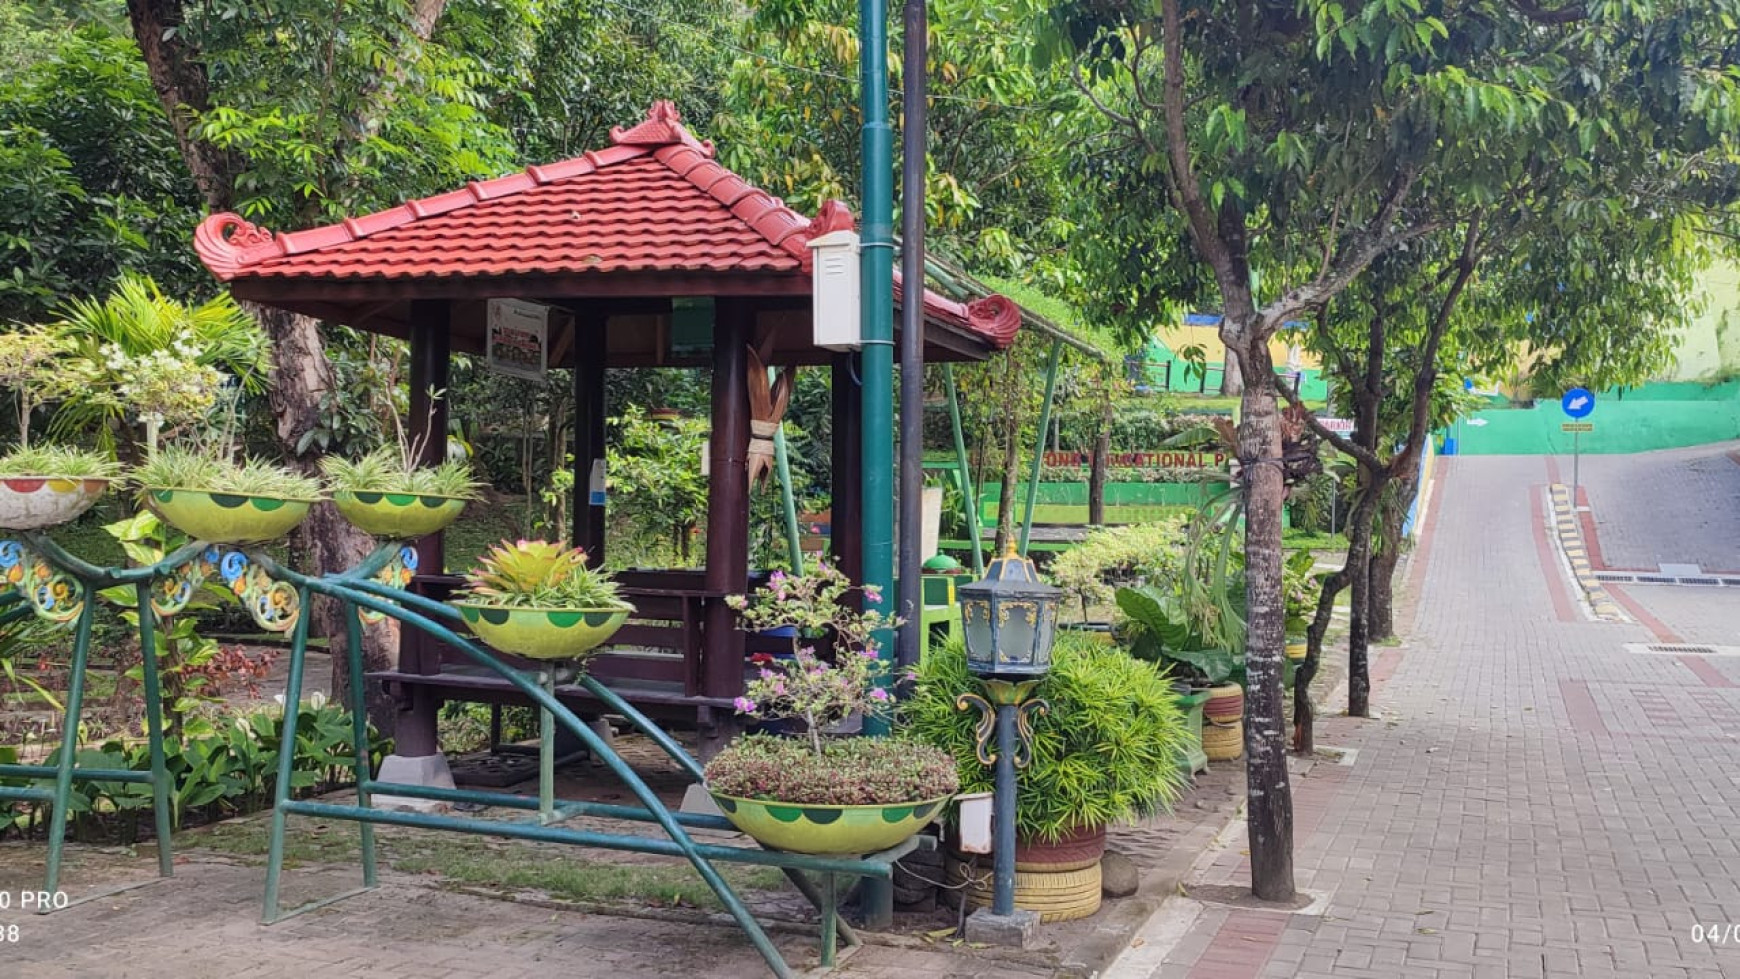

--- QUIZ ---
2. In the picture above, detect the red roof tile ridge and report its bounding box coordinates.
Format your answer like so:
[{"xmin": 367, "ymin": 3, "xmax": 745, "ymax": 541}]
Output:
[{"xmin": 610, "ymin": 100, "xmax": 714, "ymax": 156}]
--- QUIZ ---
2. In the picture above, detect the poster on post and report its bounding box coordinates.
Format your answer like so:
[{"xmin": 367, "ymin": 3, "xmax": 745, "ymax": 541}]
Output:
[{"xmin": 486, "ymin": 299, "xmax": 550, "ymax": 381}]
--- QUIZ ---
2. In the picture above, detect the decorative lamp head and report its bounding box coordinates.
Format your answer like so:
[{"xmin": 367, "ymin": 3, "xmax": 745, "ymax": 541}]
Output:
[{"xmin": 957, "ymin": 544, "xmax": 1060, "ymax": 679}]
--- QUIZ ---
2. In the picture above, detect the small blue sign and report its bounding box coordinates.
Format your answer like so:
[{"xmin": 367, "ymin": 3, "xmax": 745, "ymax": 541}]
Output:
[{"xmin": 1561, "ymin": 387, "xmax": 1595, "ymax": 419}]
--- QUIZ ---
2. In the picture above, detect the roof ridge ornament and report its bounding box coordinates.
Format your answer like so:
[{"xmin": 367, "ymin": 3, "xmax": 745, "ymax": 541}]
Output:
[
  {"xmin": 784, "ymin": 199, "xmax": 858, "ymax": 267},
  {"xmin": 611, "ymin": 100, "xmax": 715, "ymax": 157},
  {"xmin": 194, "ymin": 212, "xmax": 281, "ymax": 282}
]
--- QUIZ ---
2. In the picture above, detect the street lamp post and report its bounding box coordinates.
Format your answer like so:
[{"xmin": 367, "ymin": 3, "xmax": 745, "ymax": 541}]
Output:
[{"xmin": 955, "ymin": 545, "xmax": 1059, "ymax": 946}]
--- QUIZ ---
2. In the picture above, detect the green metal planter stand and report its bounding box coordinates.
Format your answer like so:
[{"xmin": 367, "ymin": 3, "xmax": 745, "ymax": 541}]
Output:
[
  {"xmin": 253, "ymin": 541, "xmax": 919, "ymax": 978},
  {"xmin": 0, "ymin": 533, "xmax": 292, "ymax": 908}
]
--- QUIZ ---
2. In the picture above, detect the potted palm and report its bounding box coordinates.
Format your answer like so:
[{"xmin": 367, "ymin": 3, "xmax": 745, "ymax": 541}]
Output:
[
  {"xmin": 904, "ymin": 632, "xmax": 1190, "ymax": 921},
  {"xmin": 450, "ymin": 540, "xmax": 632, "ymax": 662},
  {"xmin": 703, "ymin": 561, "xmax": 958, "ymax": 856},
  {"xmin": 0, "ymin": 325, "xmax": 117, "ymax": 529}
]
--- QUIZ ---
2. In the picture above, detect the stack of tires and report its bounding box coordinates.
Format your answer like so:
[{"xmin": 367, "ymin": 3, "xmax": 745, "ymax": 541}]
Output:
[{"xmin": 1201, "ymin": 682, "xmax": 1245, "ymax": 761}]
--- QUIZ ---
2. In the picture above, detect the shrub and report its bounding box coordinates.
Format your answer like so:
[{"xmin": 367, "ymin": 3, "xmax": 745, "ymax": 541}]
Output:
[
  {"xmin": 704, "ymin": 733, "xmax": 957, "ymax": 805},
  {"xmin": 902, "ymin": 633, "xmax": 1189, "ymax": 841},
  {"xmin": 1048, "ymin": 518, "xmax": 1189, "ymax": 618}
]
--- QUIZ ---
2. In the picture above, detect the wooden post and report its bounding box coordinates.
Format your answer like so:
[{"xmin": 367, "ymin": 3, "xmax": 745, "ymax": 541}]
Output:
[
  {"xmin": 399, "ymin": 299, "xmax": 450, "ymax": 758},
  {"xmin": 700, "ymin": 300, "xmax": 751, "ymax": 756},
  {"xmin": 572, "ymin": 313, "xmax": 607, "ymax": 565},
  {"xmin": 831, "ymin": 352, "xmax": 863, "ymax": 588}
]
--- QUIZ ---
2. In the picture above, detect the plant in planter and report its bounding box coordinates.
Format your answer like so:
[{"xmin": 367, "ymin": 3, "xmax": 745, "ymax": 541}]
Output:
[
  {"xmin": 903, "ymin": 632, "xmax": 1190, "ymax": 920},
  {"xmin": 321, "ymin": 388, "xmax": 482, "ymax": 539},
  {"xmin": 1047, "ymin": 518, "xmax": 1188, "ymax": 624},
  {"xmin": 0, "ymin": 326, "xmax": 117, "ymax": 529},
  {"xmin": 1281, "ymin": 549, "xmax": 1320, "ymax": 682},
  {"xmin": 450, "ymin": 539, "xmax": 633, "ymax": 662},
  {"xmin": 322, "ymin": 446, "xmax": 481, "ymax": 540},
  {"xmin": 133, "ymin": 445, "xmax": 323, "ymax": 545},
  {"xmin": 703, "ymin": 561, "xmax": 958, "ymax": 855}
]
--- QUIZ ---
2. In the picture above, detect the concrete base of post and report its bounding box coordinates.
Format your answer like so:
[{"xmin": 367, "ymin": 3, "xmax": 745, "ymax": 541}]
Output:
[
  {"xmin": 373, "ymin": 753, "xmax": 455, "ymax": 811},
  {"xmin": 964, "ymin": 908, "xmax": 1041, "ymax": 948}
]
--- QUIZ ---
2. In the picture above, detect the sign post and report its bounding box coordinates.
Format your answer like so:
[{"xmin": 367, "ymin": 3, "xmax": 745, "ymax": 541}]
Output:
[{"xmin": 1560, "ymin": 387, "xmax": 1595, "ymax": 507}]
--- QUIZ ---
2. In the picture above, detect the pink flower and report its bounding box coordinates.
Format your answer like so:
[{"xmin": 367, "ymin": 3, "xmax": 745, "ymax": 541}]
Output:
[
  {"xmin": 858, "ymin": 648, "xmax": 880, "ymax": 660},
  {"xmin": 732, "ymin": 696, "xmax": 757, "ymax": 713},
  {"xmin": 863, "ymin": 586, "xmax": 882, "ymax": 605},
  {"xmin": 869, "ymin": 687, "xmax": 890, "ymax": 702}
]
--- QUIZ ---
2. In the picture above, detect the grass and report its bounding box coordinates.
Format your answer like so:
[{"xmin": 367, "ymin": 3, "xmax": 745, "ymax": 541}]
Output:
[
  {"xmin": 187, "ymin": 815, "xmax": 785, "ymax": 909},
  {"xmin": 1171, "ymin": 393, "xmax": 1328, "ymax": 413},
  {"xmin": 1281, "ymin": 530, "xmax": 1347, "ymax": 551}
]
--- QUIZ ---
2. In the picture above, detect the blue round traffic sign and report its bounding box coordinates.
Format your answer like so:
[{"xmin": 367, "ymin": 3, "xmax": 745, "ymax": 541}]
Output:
[{"xmin": 1561, "ymin": 387, "xmax": 1595, "ymax": 419}]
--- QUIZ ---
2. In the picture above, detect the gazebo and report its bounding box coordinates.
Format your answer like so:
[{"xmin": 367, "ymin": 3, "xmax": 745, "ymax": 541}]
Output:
[{"xmin": 193, "ymin": 101, "xmax": 1022, "ymax": 776}]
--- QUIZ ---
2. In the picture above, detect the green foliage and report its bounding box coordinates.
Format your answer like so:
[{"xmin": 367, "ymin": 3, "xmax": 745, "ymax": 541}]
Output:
[
  {"xmin": 1281, "ymin": 550, "xmax": 1322, "ymax": 638},
  {"xmin": 1047, "ymin": 518, "xmax": 1189, "ymax": 617},
  {"xmin": 459, "ymin": 539, "xmax": 628, "ymax": 609},
  {"xmin": 0, "ymin": 445, "xmax": 118, "ymax": 479},
  {"xmin": 131, "ymin": 446, "xmax": 323, "ymax": 500},
  {"xmin": 0, "ymin": 28, "xmax": 206, "ymax": 323},
  {"xmin": 1114, "ymin": 585, "xmax": 1238, "ymax": 686},
  {"xmin": 903, "ymin": 634, "xmax": 1189, "ymax": 841},
  {"xmin": 703, "ymin": 733, "xmax": 958, "ymax": 806},
  {"xmin": 320, "ymin": 446, "xmax": 481, "ymax": 500},
  {"xmin": 605, "ymin": 405, "xmax": 710, "ymax": 563},
  {"xmin": 0, "ymin": 696, "xmax": 387, "ymax": 836}
]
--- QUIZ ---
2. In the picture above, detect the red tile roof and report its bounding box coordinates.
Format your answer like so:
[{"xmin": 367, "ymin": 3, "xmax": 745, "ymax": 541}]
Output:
[{"xmin": 193, "ymin": 101, "xmax": 1019, "ymax": 348}]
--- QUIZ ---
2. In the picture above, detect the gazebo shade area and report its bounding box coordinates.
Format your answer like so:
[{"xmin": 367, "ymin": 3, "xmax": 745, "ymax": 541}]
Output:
[{"xmin": 194, "ymin": 101, "xmax": 1025, "ymax": 760}]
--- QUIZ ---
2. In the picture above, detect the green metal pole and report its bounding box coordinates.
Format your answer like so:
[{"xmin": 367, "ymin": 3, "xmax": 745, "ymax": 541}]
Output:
[
  {"xmin": 539, "ymin": 670, "xmax": 555, "ymax": 822},
  {"xmin": 1019, "ymin": 340, "xmax": 1064, "ymax": 556},
  {"xmin": 342, "ymin": 603, "xmax": 377, "ymax": 887},
  {"xmin": 771, "ymin": 370, "xmax": 804, "ymax": 575},
  {"xmin": 262, "ymin": 589, "xmax": 313, "ymax": 924},
  {"xmin": 944, "ymin": 363, "xmax": 984, "ymax": 575},
  {"xmin": 133, "ymin": 585, "xmax": 174, "ymax": 878},
  {"xmin": 43, "ymin": 598, "xmax": 94, "ymax": 894},
  {"xmin": 859, "ymin": 0, "xmax": 895, "ymax": 736}
]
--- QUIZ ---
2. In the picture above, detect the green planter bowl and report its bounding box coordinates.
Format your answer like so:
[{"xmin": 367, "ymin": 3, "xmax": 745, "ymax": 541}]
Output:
[
  {"xmin": 143, "ymin": 487, "xmax": 316, "ymax": 544},
  {"xmin": 708, "ymin": 793, "xmax": 952, "ymax": 855},
  {"xmin": 451, "ymin": 602, "xmax": 630, "ymax": 662},
  {"xmin": 334, "ymin": 490, "xmax": 468, "ymax": 539},
  {"xmin": 0, "ymin": 477, "xmax": 109, "ymax": 530}
]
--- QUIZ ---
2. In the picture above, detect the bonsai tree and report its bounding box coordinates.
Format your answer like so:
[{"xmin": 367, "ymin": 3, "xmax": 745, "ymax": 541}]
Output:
[{"xmin": 903, "ymin": 632, "xmax": 1190, "ymax": 842}]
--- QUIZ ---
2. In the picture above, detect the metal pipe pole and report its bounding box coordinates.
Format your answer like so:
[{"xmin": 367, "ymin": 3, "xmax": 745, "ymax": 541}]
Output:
[
  {"xmin": 1018, "ymin": 340, "xmax": 1064, "ymax": 556},
  {"xmin": 896, "ymin": 0, "xmax": 928, "ymax": 675},
  {"xmin": 991, "ymin": 702, "xmax": 1017, "ymax": 915},
  {"xmin": 859, "ymin": 0, "xmax": 896, "ymax": 735},
  {"xmin": 944, "ymin": 363, "xmax": 985, "ymax": 575}
]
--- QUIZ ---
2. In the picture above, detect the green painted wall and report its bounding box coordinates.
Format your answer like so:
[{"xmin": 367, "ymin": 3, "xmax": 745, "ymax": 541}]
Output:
[
  {"xmin": 1674, "ymin": 260, "xmax": 1740, "ymax": 382},
  {"xmin": 1451, "ymin": 380, "xmax": 1740, "ymax": 454}
]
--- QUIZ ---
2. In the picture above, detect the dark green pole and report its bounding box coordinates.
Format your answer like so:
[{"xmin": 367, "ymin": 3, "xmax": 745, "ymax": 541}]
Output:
[
  {"xmin": 944, "ymin": 363, "xmax": 985, "ymax": 575},
  {"xmin": 1018, "ymin": 339, "xmax": 1064, "ymax": 555},
  {"xmin": 859, "ymin": 0, "xmax": 895, "ymax": 734}
]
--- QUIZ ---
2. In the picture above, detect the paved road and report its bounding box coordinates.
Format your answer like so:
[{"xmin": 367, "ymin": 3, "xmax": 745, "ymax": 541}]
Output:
[
  {"xmin": 1563, "ymin": 441, "xmax": 1740, "ymax": 573},
  {"xmin": 1113, "ymin": 454, "xmax": 1740, "ymax": 979}
]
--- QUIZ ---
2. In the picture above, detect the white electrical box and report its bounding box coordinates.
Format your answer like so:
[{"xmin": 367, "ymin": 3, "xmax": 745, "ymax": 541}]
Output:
[
  {"xmin": 808, "ymin": 229, "xmax": 861, "ymax": 351},
  {"xmin": 955, "ymin": 791, "xmax": 993, "ymax": 854}
]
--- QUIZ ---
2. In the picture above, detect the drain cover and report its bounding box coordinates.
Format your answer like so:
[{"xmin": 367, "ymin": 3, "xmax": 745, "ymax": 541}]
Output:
[{"xmin": 1627, "ymin": 643, "xmax": 1740, "ymax": 656}]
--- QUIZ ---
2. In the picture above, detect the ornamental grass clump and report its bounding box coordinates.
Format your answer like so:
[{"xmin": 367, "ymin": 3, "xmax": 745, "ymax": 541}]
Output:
[
  {"xmin": 903, "ymin": 632, "xmax": 1189, "ymax": 841},
  {"xmin": 703, "ymin": 560, "xmax": 958, "ymax": 807},
  {"xmin": 132, "ymin": 444, "xmax": 323, "ymax": 500},
  {"xmin": 321, "ymin": 446, "xmax": 481, "ymax": 499},
  {"xmin": 459, "ymin": 539, "xmax": 630, "ymax": 609}
]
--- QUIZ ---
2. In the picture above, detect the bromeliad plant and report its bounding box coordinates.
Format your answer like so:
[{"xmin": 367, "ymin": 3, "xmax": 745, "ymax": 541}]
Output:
[
  {"xmin": 705, "ymin": 561, "xmax": 958, "ymax": 812},
  {"xmin": 459, "ymin": 540, "xmax": 630, "ymax": 610}
]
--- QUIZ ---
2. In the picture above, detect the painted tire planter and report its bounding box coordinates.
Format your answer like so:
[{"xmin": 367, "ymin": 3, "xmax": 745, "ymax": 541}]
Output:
[
  {"xmin": 0, "ymin": 477, "xmax": 109, "ymax": 530},
  {"xmin": 450, "ymin": 602, "xmax": 629, "ymax": 662},
  {"xmin": 709, "ymin": 793, "xmax": 950, "ymax": 856},
  {"xmin": 143, "ymin": 487, "xmax": 315, "ymax": 543},
  {"xmin": 1203, "ymin": 682, "xmax": 1245, "ymax": 762},
  {"xmin": 1013, "ymin": 824, "xmax": 1107, "ymax": 873},
  {"xmin": 947, "ymin": 854, "xmax": 1102, "ymax": 922},
  {"xmin": 334, "ymin": 490, "xmax": 467, "ymax": 539}
]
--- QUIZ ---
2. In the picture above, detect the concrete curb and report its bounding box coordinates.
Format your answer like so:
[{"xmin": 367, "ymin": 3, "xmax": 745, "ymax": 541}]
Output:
[
  {"xmin": 1055, "ymin": 799, "xmax": 1249, "ymax": 978},
  {"xmin": 1546, "ymin": 483, "xmax": 1627, "ymax": 621}
]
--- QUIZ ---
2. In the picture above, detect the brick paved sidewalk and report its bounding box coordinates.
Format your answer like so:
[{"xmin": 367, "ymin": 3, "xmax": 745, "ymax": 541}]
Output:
[{"xmin": 1110, "ymin": 455, "xmax": 1740, "ymax": 979}]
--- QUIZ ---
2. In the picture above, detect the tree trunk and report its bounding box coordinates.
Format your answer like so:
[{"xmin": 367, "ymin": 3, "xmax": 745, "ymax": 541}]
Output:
[
  {"xmin": 1220, "ymin": 345, "xmax": 1244, "ymax": 396},
  {"xmin": 1231, "ymin": 334, "xmax": 1293, "ymax": 902},
  {"xmin": 1293, "ymin": 565, "xmax": 1347, "ymax": 755},
  {"xmin": 993, "ymin": 404, "xmax": 1020, "ymax": 552},
  {"xmin": 1088, "ymin": 387, "xmax": 1112, "ymax": 525},
  {"xmin": 253, "ymin": 305, "xmax": 400, "ymax": 737},
  {"xmin": 1369, "ymin": 473, "xmax": 1417, "ymax": 640},
  {"xmin": 1343, "ymin": 468, "xmax": 1384, "ymax": 719}
]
